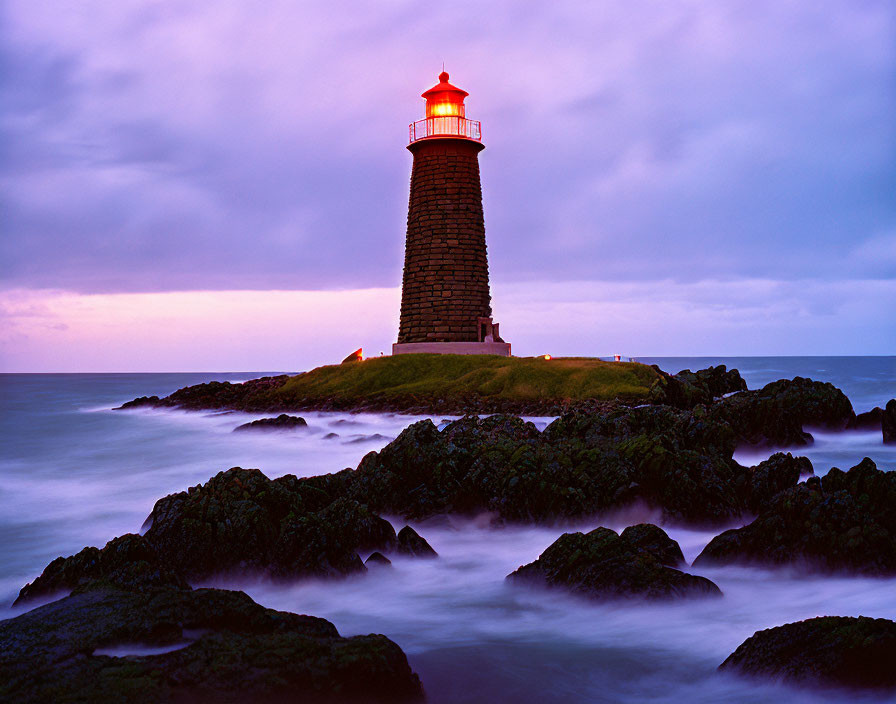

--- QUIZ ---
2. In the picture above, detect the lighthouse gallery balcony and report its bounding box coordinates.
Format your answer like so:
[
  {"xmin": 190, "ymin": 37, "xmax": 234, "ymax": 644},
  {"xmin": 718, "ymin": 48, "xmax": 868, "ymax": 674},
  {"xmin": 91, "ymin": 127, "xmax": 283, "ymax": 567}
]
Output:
[{"xmin": 409, "ymin": 116, "xmax": 482, "ymax": 144}]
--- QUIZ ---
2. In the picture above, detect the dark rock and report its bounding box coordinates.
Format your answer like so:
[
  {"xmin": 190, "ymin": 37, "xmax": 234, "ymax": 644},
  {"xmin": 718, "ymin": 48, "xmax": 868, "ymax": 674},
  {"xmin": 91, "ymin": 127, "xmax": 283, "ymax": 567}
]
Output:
[
  {"xmin": 344, "ymin": 406, "xmax": 804, "ymax": 525},
  {"xmin": 324, "ymin": 432, "xmax": 339, "ymax": 439},
  {"xmin": 710, "ymin": 377, "xmax": 855, "ymax": 447},
  {"xmin": 0, "ymin": 586, "xmax": 423, "ymax": 703},
  {"xmin": 143, "ymin": 468, "xmax": 395, "ymax": 581},
  {"xmin": 884, "ymin": 399, "xmax": 896, "ymax": 444},
  {"xmin": 17, "ymin": 468, "xmax": 405, "ymax": 598},
  {"xmin": 507, "ymin": 527, "xmax": 720, "ymax": 600},
  {"xmin": 345, "ymin": 433, "xmax": 390, "ymax": 444},
  {"xmin": 720, "ymin": 616, "xmax": 896, "ymax": 690},
  {"xmin": 159, "ymin": 375, "xmax": 290, "ymax": 412},
  {"xmin": 739, "ymin": 452, "xmax": 813, "ymax": 514},
  {"xmin": 649, "ymin": 365, "xmax": 747, "ymax": 408},
  {"xmin": 619, "ymin": 524, "xmax": 685, "ymax": 566},
  {"xmin": 541, "ymin": 405, "xmax": 746, "ymax": 523},
  {"xmin": 234, "ymin": 414, "xmax": 307, "ymax": 432},
  {"xmin": 115, "ymin": 395, "xmax": 160, "ymax": 410},
  {"xmin": 15, "ymin": 533, "xmax": 187, "ymax": 605},
  {"xmin": 396, "ymin": 526, "xmax": 437, "ymax": 558},
  {"xmin": 366, "ymin": 551, "xmax": 392, "ymax": 567},
  {"xmin": 695, "ymin": 458, "xmax": 896, "ymax": 574},
  {"xmin": 848, "ymin": 406, "xmax": 883, "ymax": 430}
]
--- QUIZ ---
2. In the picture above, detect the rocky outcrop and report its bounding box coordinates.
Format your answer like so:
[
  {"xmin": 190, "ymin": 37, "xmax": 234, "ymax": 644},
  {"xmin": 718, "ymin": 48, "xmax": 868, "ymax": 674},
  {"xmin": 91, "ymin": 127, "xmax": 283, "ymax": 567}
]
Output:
[
  {"xmin": 1, "ymin": 585, "xmax": 423, "ymax": 703},
  {"xmin": 619, "ymin": 523, "xmax": 685, "ymax": 566},
  {"xmin": 116, "ymin": 395, "xmax": 160, "ymax": 409},
  {"xmin": 143, "ymin": 469, "xmax": 395, "ymax": 581},
  {"xmin": 365, "ymin": 551, "xmax": 392, "ymax": 567},
  {"xmin": 648, "ymin": 365, "xmax": 747, "ymax": 408},
  {"xmin": 14, "ymin": 533, "xmax": 186, "ymax": 605},
  {"xmin": 234, "ymin": 414, "xmax": 308, "ymax": 432},
  {"xmin": 115, "ymin": 376, "xmax": 292, "ymax": 412},
  {"xmin": 16, "ymin": 466, "xmax": 451, "ymax": 606},
  {"xmin": 720, "ymin": 616, "xmax": 896, "ymax": 690},
  {"xmin": 507, "ymin": 526, "xmax": 720, "ymax": 600},
  {"xmin": 709, "ymin": 377, "xmax": 855, "ymax": 447},
  {"xmin": 695, "ymin": 458, "xmax": 896, "ymax": 574},
  {"xmin": 15, "ymin": 468, "xmax": 398, "ymax": 605},
  {"xmin": 848, "ymin": 406, "xmax": 884, "ymax": 430},
  {"xmin": 396, "ymin": 526, "xmax": 438, "ymax": 557},
  {"xmin": 345, "ymin": 408, "xmax": 807, "ymax": 525},
  {"xmin": 738, "ymin": 452, "xmax": 814, "ymax": 515},
  {"xmin": 884, "ymin": 399, "xmax": 896, "ymax": 444}
]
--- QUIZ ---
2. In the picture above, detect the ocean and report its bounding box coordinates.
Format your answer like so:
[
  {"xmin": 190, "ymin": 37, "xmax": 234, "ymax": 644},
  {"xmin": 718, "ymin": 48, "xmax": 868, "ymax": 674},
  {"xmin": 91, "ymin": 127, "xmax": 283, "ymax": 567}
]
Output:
[{"xmin": 1, "ymin": 356, "xmax": 894, "ymax": 703}]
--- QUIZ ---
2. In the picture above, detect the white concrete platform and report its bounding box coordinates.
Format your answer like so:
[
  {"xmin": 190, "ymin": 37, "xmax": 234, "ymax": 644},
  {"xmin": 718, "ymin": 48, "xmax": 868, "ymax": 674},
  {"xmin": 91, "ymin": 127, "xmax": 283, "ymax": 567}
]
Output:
[{"xmin": 392, "ymin": 341, "xmax": 511, "ymax": 356}]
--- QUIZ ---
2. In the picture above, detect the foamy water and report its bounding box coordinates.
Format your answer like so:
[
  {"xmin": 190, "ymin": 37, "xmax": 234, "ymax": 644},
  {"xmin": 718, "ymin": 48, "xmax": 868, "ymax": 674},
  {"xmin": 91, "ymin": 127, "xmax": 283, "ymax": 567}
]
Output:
[{"xmin": 1, "ymin": 358, "xmax": 894, "ymax": 702}]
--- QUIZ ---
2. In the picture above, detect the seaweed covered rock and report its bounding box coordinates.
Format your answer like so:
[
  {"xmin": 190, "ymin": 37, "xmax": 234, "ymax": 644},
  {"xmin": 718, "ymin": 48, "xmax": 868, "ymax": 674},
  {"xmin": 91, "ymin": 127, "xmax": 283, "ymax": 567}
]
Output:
[
  {"xmin": 234, "ymin": 414, "xmax": 308, "ymax": 432},
  {"xmin": 710, "ymin": 377, "xmax": 855, "ymax": 447},
  {"xmin": 18, "ymin": 468, "xmax": 403, "ymax": 604},
  {"xmin": 0, "ymin": 586, "xmax": 423, "ymax": 703},
  {"xmin": 720, "ymin": 616, "xmax": 896, "ymax": 690},
  {"xmin": 396, "ymin": 526, "xmax": 437, "ymax": 558},
  {"xmin": 738, "ymin": 452, "xmax": 813, "ymax": 514},
  {"xmin": 507, "ymin": 526, "xmax": 719, "ymax": 600},
  {"xmin": 695, "ymin": 458, "xmax": 896, "ymax": 574},
  {"xmin": 348, "ymin": 415, "xmax": 542, "ymax": 519},
  {"xmin": 619, "ymin": 523, "xmax": 685, "ymax": 566},
  {"xmin": 15, "ymin": 533, "xmax": 187, "ymax": 605},
  {"xmin": 143, "ymin": 468, "xmax": 394, "ymax": 581},
  {"xmin": 346, "ymin": 408, "xmax": 801, "ymax": 525},
  {"xmin": 648, "ymin": 365, "xmax": 747, "ymax": 408}
]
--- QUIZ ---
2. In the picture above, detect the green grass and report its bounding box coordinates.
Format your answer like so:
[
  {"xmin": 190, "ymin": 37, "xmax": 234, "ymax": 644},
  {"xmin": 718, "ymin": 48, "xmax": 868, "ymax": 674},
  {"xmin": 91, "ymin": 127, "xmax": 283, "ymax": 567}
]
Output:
[{"xmin": 274, "ymin": 354, "xmax": 659, "ymax": 406}]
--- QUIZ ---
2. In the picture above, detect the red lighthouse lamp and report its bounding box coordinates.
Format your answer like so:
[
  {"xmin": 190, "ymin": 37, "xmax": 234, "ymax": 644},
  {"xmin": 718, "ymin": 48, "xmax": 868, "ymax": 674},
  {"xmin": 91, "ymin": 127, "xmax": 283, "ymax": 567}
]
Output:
[{"xmin": 409, "ymin": 71, "xmax": 482, "ymax": 143}]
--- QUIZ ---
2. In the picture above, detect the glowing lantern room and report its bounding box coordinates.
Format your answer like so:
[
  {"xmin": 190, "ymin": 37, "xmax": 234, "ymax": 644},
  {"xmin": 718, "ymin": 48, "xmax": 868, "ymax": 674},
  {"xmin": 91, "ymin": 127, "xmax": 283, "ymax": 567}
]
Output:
[
  {"xmin": 423, "ymin": 71, "xmax": 467, "ymax": 117},
  {"xmin": 409, "ymin": 71, "xmax": 482, "ymax": 144}
]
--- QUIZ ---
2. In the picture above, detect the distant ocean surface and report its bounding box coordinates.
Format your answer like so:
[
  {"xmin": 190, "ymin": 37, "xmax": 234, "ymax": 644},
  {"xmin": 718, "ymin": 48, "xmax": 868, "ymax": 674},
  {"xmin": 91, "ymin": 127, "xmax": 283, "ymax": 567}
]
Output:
[{"xmin": 1, "ymin": 356, "xmax": 894, "ymax": 703}]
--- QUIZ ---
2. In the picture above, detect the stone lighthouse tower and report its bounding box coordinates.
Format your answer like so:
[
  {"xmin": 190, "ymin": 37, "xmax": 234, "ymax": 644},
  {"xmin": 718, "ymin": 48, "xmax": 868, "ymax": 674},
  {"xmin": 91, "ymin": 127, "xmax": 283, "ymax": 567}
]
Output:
[{"xmin": 393, "ymin": 71, "xmax": 510, "ymax": 356}]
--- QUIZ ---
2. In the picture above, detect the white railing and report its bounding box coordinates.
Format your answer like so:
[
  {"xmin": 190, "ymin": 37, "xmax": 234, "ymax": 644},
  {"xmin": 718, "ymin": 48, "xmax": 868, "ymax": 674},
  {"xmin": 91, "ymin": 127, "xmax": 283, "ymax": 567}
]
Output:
[{"xmin": 409, "ymin": 116, "xmax": 482, "ymax": 143}]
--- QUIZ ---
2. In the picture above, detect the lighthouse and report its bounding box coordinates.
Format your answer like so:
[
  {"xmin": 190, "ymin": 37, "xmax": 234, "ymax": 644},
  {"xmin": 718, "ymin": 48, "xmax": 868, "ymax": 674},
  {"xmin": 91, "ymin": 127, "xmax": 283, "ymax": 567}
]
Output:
[{"xmin": 393, "ymin": 71, "xmax": 510, "ymax": 356}]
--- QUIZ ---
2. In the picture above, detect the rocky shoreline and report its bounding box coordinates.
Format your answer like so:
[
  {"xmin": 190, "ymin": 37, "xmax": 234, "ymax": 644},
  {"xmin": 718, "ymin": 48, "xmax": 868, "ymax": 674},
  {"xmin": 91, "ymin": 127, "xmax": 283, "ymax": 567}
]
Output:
[{"xmin": 4, "ymin": 364, "xmax": 896, "ymax": 700}]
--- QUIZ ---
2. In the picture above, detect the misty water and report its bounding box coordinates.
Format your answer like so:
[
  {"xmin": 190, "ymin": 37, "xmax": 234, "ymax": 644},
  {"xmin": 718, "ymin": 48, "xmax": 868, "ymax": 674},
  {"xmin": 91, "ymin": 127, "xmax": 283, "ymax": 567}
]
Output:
[{"xmin": 1, "ymin": 357, "xmax": 894, "ymax": 703}]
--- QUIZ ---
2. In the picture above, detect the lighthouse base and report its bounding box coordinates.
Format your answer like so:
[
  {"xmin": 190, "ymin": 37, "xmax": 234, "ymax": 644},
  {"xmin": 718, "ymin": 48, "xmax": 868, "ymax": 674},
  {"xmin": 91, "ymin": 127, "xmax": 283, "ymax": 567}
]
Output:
[{"xmin": 392, "ymin": 342, "xmax": 511, "ymax": 357}]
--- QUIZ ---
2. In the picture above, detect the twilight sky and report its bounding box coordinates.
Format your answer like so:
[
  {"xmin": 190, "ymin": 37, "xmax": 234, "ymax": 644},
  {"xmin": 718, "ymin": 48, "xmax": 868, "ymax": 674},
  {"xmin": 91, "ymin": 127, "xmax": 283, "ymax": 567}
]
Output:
[{"xmin": 1, "ymin": 0, "xmax": 894, "ymax": 371}]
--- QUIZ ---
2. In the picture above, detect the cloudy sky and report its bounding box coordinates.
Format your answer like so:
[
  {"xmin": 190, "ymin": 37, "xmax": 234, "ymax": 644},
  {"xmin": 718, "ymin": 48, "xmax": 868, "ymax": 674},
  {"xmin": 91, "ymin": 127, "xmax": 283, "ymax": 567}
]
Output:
[{"xmin": 1, "ymin": 0, "xmax": 894, "ymax": 371}]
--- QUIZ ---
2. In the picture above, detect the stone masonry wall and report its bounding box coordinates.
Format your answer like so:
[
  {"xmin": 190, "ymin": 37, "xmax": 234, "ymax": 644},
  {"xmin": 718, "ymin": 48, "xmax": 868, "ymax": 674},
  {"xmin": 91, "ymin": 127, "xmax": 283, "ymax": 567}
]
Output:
[{"xmin": 398, "ymin": 138, "xmax": 492, "ymax": 343}]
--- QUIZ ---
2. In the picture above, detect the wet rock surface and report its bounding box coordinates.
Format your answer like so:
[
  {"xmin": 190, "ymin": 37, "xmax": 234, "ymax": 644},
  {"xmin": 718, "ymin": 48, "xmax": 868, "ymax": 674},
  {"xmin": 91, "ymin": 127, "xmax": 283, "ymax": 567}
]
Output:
[
  {"xmin": 1, "ymin": 585, "xmax": 423, "ymax": 704},
  {"xmin": 619, "ymin": 523, "xmax": 685, "ymax": 566},
  {"xmin": 14, "ymin": 533, "xmax": 186, "ymax": 605},
  {"xmin": 720, "ymin": 616, "xmax": 896, "ymax": 690},
  {"xmin": 396, "ymin": 526, "xmax": 438, "ymax": 557},
  {"xmin": 507, "ymin": 526, "xmax": 720, "ymax": 600},
  {"xmin": 648, "ymin": 364, "xmax": 747, "ymax": 408},
  {"xmin": 345, "ymin": 407, "xmax": 808, "ymax": 524},
  {"xmin": 708, "ymin": 377, "xmax": 855, "ymax": 447},
  {"xmin": 234, "ymin": 414, "xmax": 308, "ymax": 432},
  {"xmin": 365, "ymin": 551, "xmax": 392, "ymax": 567},
  {"xmin": 695, "ymin": 458, "xmax": 896, "ymax": 574},
  {"xmin": 884, "ymin": 399, "xmax": 896, "ymax": 444},
  {"xmin": 116, "ymin": 394, "xmax": 161, "ymax": 409},
  {"xmin": 15, "ymin": 468, "xmax": 403, "ymax": 605}
]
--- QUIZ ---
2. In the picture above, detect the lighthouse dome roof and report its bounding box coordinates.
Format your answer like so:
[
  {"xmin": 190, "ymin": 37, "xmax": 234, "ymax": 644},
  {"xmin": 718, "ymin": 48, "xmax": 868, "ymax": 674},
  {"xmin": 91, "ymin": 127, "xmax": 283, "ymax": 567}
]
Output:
[{"xmin": 421, "ymin": 71, "xmax": 469, "ymax": 100}]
